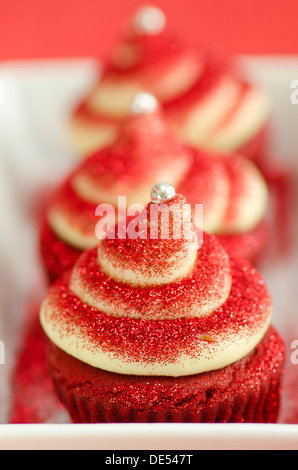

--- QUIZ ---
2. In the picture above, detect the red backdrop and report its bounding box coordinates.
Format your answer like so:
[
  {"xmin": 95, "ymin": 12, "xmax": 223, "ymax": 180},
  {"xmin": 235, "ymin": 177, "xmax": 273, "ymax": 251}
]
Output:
[{"xmin": 0, "ymin": 0, "xmax": 297, "ymax": 61}]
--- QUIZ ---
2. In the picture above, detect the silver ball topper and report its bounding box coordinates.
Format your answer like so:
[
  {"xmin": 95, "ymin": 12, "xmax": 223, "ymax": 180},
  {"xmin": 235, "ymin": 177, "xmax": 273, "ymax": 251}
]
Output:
[
  {"xmin": 151, "ymin": 182, "xmax": 176, "ymax": 203},
  {"xmin": 134, "ymin": 6, "xmax": 166, "ymax": 35},
  {"xmin": 131, "ymin": 92, "xmax": 159, "ymax": 114}
]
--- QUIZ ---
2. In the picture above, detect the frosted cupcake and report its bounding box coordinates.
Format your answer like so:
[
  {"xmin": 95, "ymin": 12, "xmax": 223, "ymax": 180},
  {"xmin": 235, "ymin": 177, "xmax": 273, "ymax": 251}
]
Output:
[
  {"xmin": 40, "ymin": 93, "xmax": 191, "ymax": 282},
  {"xmin": 70, "ymin": 6, "xmax": 270, "ymax": 166},
  {"xmin": 40, "ymin": 185, "xmax": 284, "ymax": 423},
  {"xmin": 40, "ymin": 93, "xmax": 269, "ymax": 283}
]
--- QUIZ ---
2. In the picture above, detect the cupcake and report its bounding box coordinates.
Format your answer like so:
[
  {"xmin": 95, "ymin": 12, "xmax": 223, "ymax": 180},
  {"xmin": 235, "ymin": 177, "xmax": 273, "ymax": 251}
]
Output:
[
  {"xmin": 40, "ymin": 93, "xmax": 191, "ymax": 283},
  {"xmin": 39, "ymin": 184, "xmax": 285, "ymax": 423},
  {"xmin": 40, "ymin": 93, "xmax": 269, "ymax": 283},
  {"xmin": 70, "ymin": 6, "xmax": 200, "ymax": 155},
  {"xmin": 70, "ymin": 6, "xmax": 270, "ymax": 166}
]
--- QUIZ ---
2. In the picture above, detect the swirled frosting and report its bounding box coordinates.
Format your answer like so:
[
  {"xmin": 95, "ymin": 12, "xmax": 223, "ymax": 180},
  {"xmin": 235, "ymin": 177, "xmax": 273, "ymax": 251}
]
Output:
[
  {"xmin": 164, "ymin": 65, "xmax": 271, "ymax": 155},
  {"xmin": 40, "ymin": 193, "xmax": 272, "ymax": 377},
  {"xmin": 69, "ymin": 7, "xmax": 202, "ymax": 153},
  {"xmin": 70, "ymin": 7, "xmax": 270, "ymax": 157},
  {"xmin": 48, "ymin": 104, "xmax": 191, "ymax": 250},
  {"xmin": 48, "ymin": 97, "xmax": 268, "ymax": 253},
  {"xmin": 178, "ymin": 150, "xmax": 268, "ymax": 235}
]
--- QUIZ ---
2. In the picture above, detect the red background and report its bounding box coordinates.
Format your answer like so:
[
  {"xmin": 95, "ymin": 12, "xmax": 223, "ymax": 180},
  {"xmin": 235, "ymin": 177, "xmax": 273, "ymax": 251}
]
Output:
[{"xmin": 0, "ymin": 0, "xmax": 297, "ymax": 61}]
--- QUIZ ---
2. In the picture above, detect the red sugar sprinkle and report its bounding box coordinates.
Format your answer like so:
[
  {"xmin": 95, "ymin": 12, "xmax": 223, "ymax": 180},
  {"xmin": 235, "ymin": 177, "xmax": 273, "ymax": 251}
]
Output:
[
  {"xmin": 9, "ymin": 305, "xmax": 64, "ymax": 423},
  {"xmin": 75, "ymin": 111, "xmax": 191, "ymax": 192},
  {"xmin": 163, "ymin": 46, "xmax": 231, "ymax": 117},
  {"xmin": 177, "ymin": 148, "xmax": 229, "ymax": 217},
  {"xmin": 40, "ymin": 215, "xmax": 82, "ymax": 284},
  {"xmin": 73, "ymin": 231, "xmax": 230, "ymax": 320},
  {"xmin": 47, "ymin": 177, "xmax": 99, "ymax": 238},
  {"xmin": 73, "ymin": 22, "xmax": 200, "ymax": 123},
  {"xmin": 99, "ymin": 194, "xmax": 198, "ymax": 275},
  {"xmin": 107, "ymin": 26, "xmax": 195, "ymax": 77},
  {"xmin": 44, "ymin": 249, "xmax": 271, "ymax": 366}
]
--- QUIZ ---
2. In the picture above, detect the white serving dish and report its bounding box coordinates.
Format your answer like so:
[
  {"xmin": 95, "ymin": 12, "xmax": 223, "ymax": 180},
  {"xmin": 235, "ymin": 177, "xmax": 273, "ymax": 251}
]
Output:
[{"xmin": 0, "ymin": 56, "xmax": 297, "ymax": 450}]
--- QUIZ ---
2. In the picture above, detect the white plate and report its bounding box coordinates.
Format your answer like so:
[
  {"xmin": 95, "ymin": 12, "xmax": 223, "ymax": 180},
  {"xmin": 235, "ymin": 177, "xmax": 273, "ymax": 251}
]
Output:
[{"xmin": 0, "ymin": 57, "xmax": 297, "ymax": 450}]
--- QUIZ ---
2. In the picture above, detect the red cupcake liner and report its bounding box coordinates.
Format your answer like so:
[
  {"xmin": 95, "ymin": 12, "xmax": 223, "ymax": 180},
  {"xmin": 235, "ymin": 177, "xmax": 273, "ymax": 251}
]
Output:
[{"xmin": 47, "ymin": 326, "xmax": 285, "ymax": 424}]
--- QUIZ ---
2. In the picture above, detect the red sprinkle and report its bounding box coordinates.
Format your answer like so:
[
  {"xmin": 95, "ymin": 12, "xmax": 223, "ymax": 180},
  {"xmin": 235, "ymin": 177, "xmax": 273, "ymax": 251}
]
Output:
[{"xmin": 43, "ymin": 249, "xmax": 271, "ymax": 366}]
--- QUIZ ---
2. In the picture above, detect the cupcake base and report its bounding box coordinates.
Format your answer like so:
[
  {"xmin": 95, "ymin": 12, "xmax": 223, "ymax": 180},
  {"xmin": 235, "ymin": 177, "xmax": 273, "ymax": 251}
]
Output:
[{"xmin": 47, "ymin": 326, "xmax": 284, "ymax": 424}]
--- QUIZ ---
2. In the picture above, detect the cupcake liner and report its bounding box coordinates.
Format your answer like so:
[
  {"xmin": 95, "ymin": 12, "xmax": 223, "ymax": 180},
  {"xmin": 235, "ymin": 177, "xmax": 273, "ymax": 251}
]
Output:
[
  {"xmin": 55, "ymin": 373, "xmax": 281, "ymax": 424},
  {"xmin": 47, "ymin": 326, "xmax": 285, "ymax": 424}
]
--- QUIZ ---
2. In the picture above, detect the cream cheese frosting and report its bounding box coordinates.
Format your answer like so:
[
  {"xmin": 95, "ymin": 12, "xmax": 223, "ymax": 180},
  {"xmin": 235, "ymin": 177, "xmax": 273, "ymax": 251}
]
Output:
[
  {"xmin": 166, "ymin": 80, "xmax": 271, "ymax": 154},
  {"xmin": 49, "ymin": 93, "xmax": 269, "ymax": 253},
  {"xmin": 48, "ymin": 104, "xmax": 192, "ymax": 250},
  {"xmin": 78, "ymin": 8, "xmax": 201, "ymax": 119},
  {"xmin": 40, "ymin": 189, "xmax": 272, "ymax": 377},
  {"xmin": 69, "ymin": 7, "xmax": 270, "ymax": 158}
]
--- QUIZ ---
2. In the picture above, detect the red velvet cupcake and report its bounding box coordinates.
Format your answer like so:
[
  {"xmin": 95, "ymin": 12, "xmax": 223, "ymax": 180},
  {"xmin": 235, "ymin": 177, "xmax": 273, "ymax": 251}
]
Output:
[
  {"xmin": 40, "ymin": 186, "xmax": 284, "ymax": 423},
  {"xmin": 40, "ymin": 94, "xmax": 191, "ymax": 282},
  {"xmin": 70, "ymin": 6, "xmax": 200, "ymax": 155},
  {"xmin": 69, "ymin": 6, "xmax": 271, "ymax": 167},
  {"xmin": 40, "ymin": 93, "xmax": 270, "ymax": 283}
]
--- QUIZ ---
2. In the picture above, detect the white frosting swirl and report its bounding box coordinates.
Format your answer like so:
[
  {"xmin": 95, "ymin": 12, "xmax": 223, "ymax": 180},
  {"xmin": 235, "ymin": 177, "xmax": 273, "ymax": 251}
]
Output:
[
  {"xmin": 167, "ymin": 80, "xmax": 271, "ymax": 154},
  {"xmin": 48, "ymin": 107, "xmax": 192, "ymax": 250},
  {"xmin": 51, "ymin": 87, "xmax": 269, "ymax": 259},
  {"xmin": 69, "ymin": 114, "xmax": 119, "ymax": 155},
  {"xmin": 219, "ymin": 154, "xmax": 269, "ymax": 234},
  {"xmin": 40, "ymin": 191, "xmax": 272, "ymax": 377},
  {"xmin": 69, "ymin": 8, "xmax": 270, "ymax": 159},
  {"xmin": 97, "ymin": 196, "xmax": 201, "ymax": 287},
  {"xmin": 70, "ymin": 242, "xmax": 232, "ymax": 321},
  {"xmin": 69, "ymin": 8, "xmax": 201, "ymax": 154},
  {"xmin": 40, "ymin": 235, "xmax": 271, "ymax": 377},
  {"xmin": 47, "ymin": 148, "xmax": 268, "ymax": 252},
  {"xmin": 84, "ymin": 55, "xmax": 201, "ymax": 119}
]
